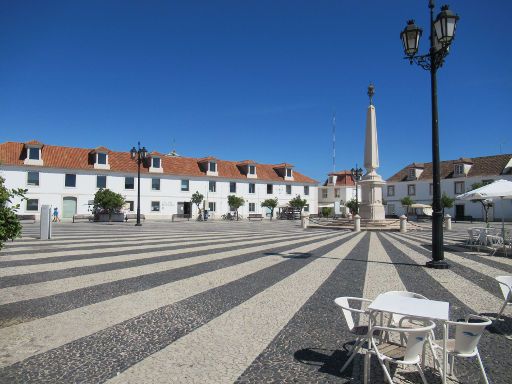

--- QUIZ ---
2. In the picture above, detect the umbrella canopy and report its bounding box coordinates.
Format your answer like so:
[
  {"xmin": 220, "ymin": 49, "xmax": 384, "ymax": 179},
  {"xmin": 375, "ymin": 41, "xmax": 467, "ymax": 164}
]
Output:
[
  {"xmin": 456, "ymin": 179, "xmax": 512, "ymax": 200},
  {"xmin": 410, "ymin": 203, "xmax": 432, "ymax": 208}
]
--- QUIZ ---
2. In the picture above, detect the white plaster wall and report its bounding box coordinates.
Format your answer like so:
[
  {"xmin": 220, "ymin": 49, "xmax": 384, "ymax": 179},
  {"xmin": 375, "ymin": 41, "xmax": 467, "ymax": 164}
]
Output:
[
  {"xmin": 385, "ymin": 175, "xmax": 512, "ymax": 221},
  {"xmin": 0, "ymin": 166, "xmax": 318, "ymax": 220}
]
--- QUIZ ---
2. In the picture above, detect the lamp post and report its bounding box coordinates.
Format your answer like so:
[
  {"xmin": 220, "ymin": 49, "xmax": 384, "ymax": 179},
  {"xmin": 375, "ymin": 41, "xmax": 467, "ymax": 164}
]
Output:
[
  {"xmin": 130, "ymin": 142, "xmax": 149, "ymax": 226},
  {"xmin": 351, "ymin": 165, "xmax": 363, "ymax": 215},
  {"xmin": 400, "ymin": 0, "xmax": 459, "ymax": 269}
]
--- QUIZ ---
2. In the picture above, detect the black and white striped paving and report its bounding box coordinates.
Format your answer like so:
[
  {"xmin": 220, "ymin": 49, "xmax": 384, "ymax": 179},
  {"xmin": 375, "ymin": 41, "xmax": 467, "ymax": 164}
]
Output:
[{"xmin": 0, "ymin": 221, "xmax": 510, "ymax": 383}]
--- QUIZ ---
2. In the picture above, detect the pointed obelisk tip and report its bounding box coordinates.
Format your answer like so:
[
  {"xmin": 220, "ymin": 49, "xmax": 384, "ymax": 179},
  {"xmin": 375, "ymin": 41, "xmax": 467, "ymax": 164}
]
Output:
[{"xmin": 367, "ymin": 83, "xmax": 375, "ymax": 106}]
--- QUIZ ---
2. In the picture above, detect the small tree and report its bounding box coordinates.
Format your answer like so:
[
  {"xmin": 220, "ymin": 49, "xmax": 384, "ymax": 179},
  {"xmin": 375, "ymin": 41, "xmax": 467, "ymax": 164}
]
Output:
[
  {"xmin": 321, "ymin": 207, "xmax": 333, "ymax": 218},
  {"xmin": 191, "ymin": 191, "xmax": 204, "ymax": 219},
  {"xmin": 470, "ymin": 182, "xmax": 493, "ymax": 224},
  {"xmin": 440, "ymin": 192, "xmax": 455, "ymax": 217},
  {"xmin": 288, "ymin": 195, "xmax": 308, "ymax": 219},
  {"xmin": 227, "ymin": 195, "xmax": 245, "ymax": 220},
  {"xmin": 345, "ymin": 198, "xmax": 358, "ymax": 215},
  {"xmin": 93, "ymin": 188, "xmax": 125, "ymax": 221},
  {"xmin": 261, "ymin": 197, "xmax": 278, "ymax": 220},
  {"xmin": 0, "ymin": 176, "xmax": 26, "ymax": 250},
  {"xmin": 400, "ymin": 196, "xmax": 414, "ymax": 216}
]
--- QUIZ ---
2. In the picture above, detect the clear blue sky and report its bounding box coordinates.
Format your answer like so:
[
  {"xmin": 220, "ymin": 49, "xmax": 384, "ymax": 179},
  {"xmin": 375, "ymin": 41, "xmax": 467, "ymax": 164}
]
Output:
[{"xmin": 1, "ymin": 0, "xmax": 510, "ymax": 182}]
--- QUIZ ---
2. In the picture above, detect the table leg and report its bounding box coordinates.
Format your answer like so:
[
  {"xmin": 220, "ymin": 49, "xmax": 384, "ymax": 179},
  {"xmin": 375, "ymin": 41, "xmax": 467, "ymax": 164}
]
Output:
[{"xmin": 442, "ymin": 322, "xmax": 447, "ymax": 384}]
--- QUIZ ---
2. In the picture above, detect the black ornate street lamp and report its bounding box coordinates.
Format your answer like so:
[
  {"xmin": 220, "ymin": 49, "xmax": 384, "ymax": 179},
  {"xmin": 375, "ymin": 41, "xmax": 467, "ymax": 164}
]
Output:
[
  {"xmin": 130, "ymin": 142, "xmax": 149, "ymax": 226},
  {"xmin": 351, "ymin": 165, "xmax": 363, "ymax": 215},
  {"xmin": 400, "ymin": 1, "xmax": 459, "ymax": 269}
]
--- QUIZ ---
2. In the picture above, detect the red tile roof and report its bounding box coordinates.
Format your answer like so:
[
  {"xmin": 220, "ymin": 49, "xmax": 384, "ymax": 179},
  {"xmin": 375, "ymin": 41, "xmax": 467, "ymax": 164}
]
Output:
[
  {"xmin": 0, "ymin": 142, "xmax": 317, "ymax": 184},
  {"xmin": 387, "ymin": 154, "xmax": 512, "ymax": 182},
  {"xmin": 25, "ymin": 140, "xmax": 44, "ymax": 147}
]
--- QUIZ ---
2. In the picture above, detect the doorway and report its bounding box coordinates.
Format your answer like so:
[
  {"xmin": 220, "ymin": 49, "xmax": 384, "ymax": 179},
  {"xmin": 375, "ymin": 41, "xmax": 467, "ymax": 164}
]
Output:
[
  {"xmin": 177, "ymin": 202, "xmax": 191, "ymax": 217},
  {"xmin": 63, "ymin": 197, "xmax": 77, "ymax": 218},
  {"xmin": 455, "ymin": 204, "xmax": 465, "ymax": 219}
]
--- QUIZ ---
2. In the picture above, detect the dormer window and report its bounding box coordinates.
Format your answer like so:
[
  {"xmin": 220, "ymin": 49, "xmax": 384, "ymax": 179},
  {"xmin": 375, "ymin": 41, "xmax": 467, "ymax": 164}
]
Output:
[
  {"xmin": 148, "ymin": 152, "xmax": 163, "ymax": 173},
  {"xmin": 28, "ymin": 147, "xmax": 40, "ymax": 160},
  {"xmin": 286, "ymin": 168, "xmax": 292, "ymax": 177},
  {"xmin": 92, "ymin": 147, "xmax": 110, "ymax": 170},
  {"xmin": 408, "ymin": 168, "xmax": 416, "ymax": 179},
  {"xmin": 209, "ymin": 161, "xmax": 217, "ymax": 172},
  {"xmin": 23, "ymin": 140, "xmax": 44, "ymax": 166},
  {"xmin": 97, "ymin": 153, "xmax": 107, "ymax": 165},
  {"xmin": 198, "ymin": 157, "xmax": 218, "ymax": 176},
  {"xmin": 454, "ymin": 163, "xmax": 464, "ymax": 175},
  {"xmin": 328, "ymin": 176, "xmax": 334, "ymax": 184},
  {"xmin": 152, "ymin": 157, "xmax": 161, "ymax": 168},
  {"xmin": 248, "ymin": 165, "xmax": 256, "ymax": 175}
]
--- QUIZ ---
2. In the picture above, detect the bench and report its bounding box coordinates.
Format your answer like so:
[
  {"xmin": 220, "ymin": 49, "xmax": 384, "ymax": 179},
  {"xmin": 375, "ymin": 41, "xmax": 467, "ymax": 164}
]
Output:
[
  {"xmin": 454, "ymin": 215, "xmax": 473, "ymax": 223},
  {"xmin": 125, "ymin": 213, "xmax": 145, "ymax": 222},
  {"xmin": 16, "ymin": 214, "xmax": 36, "ymax": 223},
  {"xmin": 72, "ymin": 214, "xmax": 94, "ymax": 223},
  {"xmin": 248, "ymin": 213, "xmax": 264, "ymax": 221},
  {"xmin": 172, "ymin": 214, "xmax": 191, "ymax": 222}
]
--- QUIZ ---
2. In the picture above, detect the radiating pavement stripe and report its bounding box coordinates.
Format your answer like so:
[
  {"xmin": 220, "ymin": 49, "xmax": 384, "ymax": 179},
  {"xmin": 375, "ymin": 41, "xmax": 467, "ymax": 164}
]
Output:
[
  {"xmin": 106, "ymin": 232, "xmax": 366, "ymax": 384},
  {"xmin": 0, "ymin": 231, "xmax": 330, "ymax": 278},
  {"xmin": 0, "ymin": 232, "xmax": 353, "ymax": 367}
]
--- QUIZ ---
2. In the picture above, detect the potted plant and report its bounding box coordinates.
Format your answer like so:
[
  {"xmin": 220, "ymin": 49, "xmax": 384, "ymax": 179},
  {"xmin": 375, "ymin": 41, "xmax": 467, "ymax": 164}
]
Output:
[{"xmin": 93, "ymin": 188, "xmax": 126, "ymax": 222}]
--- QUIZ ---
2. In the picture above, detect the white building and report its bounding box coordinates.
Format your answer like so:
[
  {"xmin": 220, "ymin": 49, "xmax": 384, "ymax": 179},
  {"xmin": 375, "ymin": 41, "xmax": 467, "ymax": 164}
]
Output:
[
  {"xmin": 317, "ymin": 170, "xmax": 359, "ymax": 215},
  {"xmin": 385, "ymin": 154, "xmax": 512, "ymax": 221},
  {"xmin": 0, "ymin": 140, "xmax": 318, "ymax": 220}
]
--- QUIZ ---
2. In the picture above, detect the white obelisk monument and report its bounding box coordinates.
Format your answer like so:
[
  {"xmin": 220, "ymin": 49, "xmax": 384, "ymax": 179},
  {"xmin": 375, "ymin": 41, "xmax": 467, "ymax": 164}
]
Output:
[{"xmin": 359, "ymin": 84, "xmax": 386, "ymax": 221}]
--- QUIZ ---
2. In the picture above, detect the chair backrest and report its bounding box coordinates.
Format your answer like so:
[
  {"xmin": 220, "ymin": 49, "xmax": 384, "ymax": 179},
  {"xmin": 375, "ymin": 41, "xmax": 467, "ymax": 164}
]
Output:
[
  {"xmin": 380, "ymin": 291, "xmax": 428, "ymax": 325},
  {"xmin": 334, "ymin": 297, "xmax": 355, "ymax": 331},
  {"xmin": 496, "ymin": 276, "xmax": 512, "ymax": 301},
  {"xmin": 451, "ymin": 316, "xmax": 491, "ymax": 355},
  {"xmin": 403, "ymin": 325, "xmax": 435, "ymax": 363}
]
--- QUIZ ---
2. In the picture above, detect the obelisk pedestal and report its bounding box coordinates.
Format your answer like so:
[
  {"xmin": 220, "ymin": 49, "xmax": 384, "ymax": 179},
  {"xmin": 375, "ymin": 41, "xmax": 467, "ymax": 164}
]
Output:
[{"xmin": 359, "ymin": 84, "xmax": 386, "ymax": 222}]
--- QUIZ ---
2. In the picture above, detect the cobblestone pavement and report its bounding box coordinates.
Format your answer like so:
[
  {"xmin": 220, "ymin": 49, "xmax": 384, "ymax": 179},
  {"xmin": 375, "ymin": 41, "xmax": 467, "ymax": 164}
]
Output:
[{"xmin": 0, "ymin": 221, "xmax": 510, "ymax": 383}]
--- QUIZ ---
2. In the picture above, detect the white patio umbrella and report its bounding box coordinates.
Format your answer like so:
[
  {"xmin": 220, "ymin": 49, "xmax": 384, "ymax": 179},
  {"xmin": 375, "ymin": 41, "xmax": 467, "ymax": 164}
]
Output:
[{"xmin": 457, "ymin": 179, "xmax": 512, "ymax": 254}]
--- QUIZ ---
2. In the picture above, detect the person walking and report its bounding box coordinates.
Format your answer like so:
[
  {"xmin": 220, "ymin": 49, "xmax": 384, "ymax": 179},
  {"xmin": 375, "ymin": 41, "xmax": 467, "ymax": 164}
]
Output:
[{"xmin": 53, "ymin": 207, "xmax": 61, "ymax": 222}]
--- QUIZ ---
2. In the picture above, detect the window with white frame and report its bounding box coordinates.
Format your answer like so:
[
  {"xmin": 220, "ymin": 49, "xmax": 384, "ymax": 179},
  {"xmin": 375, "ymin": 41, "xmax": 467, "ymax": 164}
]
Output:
[
  {"xmin": 407, "ymin": 184, "xmax": 416, "ymax": 196},
  {"xmin": 286, "ymin": 185, "xmax": 292, "ymax": 194},
  {"xmin": 387, "ymin": 185, "xmax": 395, "ymax": 196},
  {"xmin": 408, "ymin": 168, "xmax": 416, "ymax": 179},
  {"xmin": 28, "ymin": 147, "xmax": 40, "ymax": 160},
  {"xmin": 249, "ymin": 202, "xmax": 255, "ymax": 212},
  {"xmin": 454, "ymin": 181, "xmax": 464, "ymax": 194},
  {"xmin": 248, "ymin": 165, "xmax": 256, "ymax": 175},
  {"xmin": 267, "ymin": 184, "xmax": 273, "ymax": 194},
  {"xmin": 209, "ymin": 161, "xmax": 217, "ymax": 172},
  {"xmin": 125, "ymin": 177, "xmax": 134, "ymax": 190},
  {"xmin": 208, "ymin": 202, "xmax": 216, "ymax": 212},
  {"xmin": 328, "ymin": 176, "xmax": 333, "ymax": 184},
  {"xmin": 97, "ymin": 153, "xmax": 107, "ymax": 165},
  {"xmin": 181, "ymin": 180, "xmax": 189, "ymax": 191},
  {"xmin": 26, "ymin": 199, "xmax": 39, "ymax": 211},
  {"xmin": 249, "ymin": 183, "xmax": 255, "ymax": 193},
  {"xmin": 152, "ymin": 157, "xmax": 161, "ymax": 168},
  {"xmin": 322, "ymin": 189, "xmax": 328, "ymax": 199},
  {"xmin": 230, "ymin": 182, "xmax": 236, "ymax": 193},
  {"xmin": 286, "ymin": 168, "xmax": 292, "ymax": 177},
  {"xmin": 454, "ymin": 163, "xmax": 464, "ymax": 175},
  {"xmin": 151, "ymin": 201, "xmax": 160, "ymax": 212},
  {"xmin": 65, "ymin": 174, "xmax": 76, "ymax": 188},
  {"xmin": 304, "ymin": 185, "xmax": 309, "ymax": 195},
  {"xmin": 97, "ymin": 175, "xmax": 107, "ymax": 189},
  {"xmin": 335, "ymin": 188, "xmax": 340, "ymax": 198},
  {"xmin": 209, "ymin": 181, "xmax": 216, "ymax": 192},
  {"xmin": 27, "ymin": 171, "xmax": 39, "ymax": 186},
  {"xmin": 152, "ymin": 178, "xmax": 160, "ymax": 191}
]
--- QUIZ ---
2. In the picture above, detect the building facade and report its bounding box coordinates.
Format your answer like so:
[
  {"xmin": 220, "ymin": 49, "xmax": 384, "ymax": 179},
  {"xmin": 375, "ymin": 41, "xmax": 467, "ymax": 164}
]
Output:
[
  {"xmin": 0, "ymin": 141, "xmax": 318, "ymax": 220},
  {"xmin": 385, "ymin": 154, "xmax": 512, "ymax": 221},
  {"xmin": 317, "ymin": 170, "xmax": 359, "ymax": 215}
]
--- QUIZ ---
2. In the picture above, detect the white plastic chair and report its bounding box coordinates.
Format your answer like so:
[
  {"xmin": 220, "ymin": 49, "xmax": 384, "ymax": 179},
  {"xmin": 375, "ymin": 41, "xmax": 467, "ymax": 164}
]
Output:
[
  {"xmin": 486, "ymin": 235, "xmax": 504, "ymax": 256},
  {"xmin": 467, "ymin": 228, "xmax": 481, "ymax": 248},
  {"xmin": 430, "ymin": 315, "xmax": 491, "ymax": 384},
  {"xmin": 496, "ymin": 276, "xmax": 512, "ymax": 321},
  {"xmin": 364, "ymin": 319, "xmax": 436, "ymax": 384},
  {"xmin": 334, "ymin": 297, "xmax": 372, "ymax": 373}
]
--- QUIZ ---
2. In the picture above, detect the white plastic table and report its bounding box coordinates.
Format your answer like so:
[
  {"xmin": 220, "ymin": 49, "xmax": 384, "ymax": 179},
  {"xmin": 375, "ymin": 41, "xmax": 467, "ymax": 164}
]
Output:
[{"xmin": 368, "ymin": 294, "xmax": 450, "ymax": 384}]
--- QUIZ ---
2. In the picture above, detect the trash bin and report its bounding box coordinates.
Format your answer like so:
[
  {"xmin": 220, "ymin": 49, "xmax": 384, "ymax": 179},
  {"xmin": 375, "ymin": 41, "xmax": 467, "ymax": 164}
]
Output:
[{"xmin": 203, "ymin": 209, "xmax": 209, "ymax": 221}]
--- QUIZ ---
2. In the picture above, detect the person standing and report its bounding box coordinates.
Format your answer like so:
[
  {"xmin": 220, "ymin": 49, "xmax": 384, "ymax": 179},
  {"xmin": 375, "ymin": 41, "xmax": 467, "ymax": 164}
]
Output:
[{"xmin": 53, "ymin": 207, "xmax": 61, "ymax": 222}]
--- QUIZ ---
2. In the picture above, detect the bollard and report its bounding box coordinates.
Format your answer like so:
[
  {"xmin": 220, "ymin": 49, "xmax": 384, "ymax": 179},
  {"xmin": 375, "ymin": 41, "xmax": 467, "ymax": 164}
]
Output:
[
  {"xmin": 40, "ymin": 205, "xmax": 52, "ymax": 240},
  {"xmin": 444, "ymin": 214, "xmax": 452, "ymax": 231},
  {"xmin": 354, "ymin": 214, "xmax": 361, "ymax": 232},
  {"xmin": 301, "ymin": 216, "xmax": 309, "ymax": 229},
  {"xmin": 399, "ymin": 215, "xmax": 407, "ymax": 233}
]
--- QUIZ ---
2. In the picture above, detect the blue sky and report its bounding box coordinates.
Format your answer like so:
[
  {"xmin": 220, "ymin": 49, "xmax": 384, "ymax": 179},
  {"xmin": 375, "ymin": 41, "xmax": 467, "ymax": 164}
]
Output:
[{"xmin": 0, "ymin": 0, "xmax": 510, "ymax": 182}]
